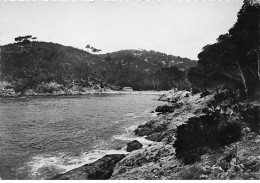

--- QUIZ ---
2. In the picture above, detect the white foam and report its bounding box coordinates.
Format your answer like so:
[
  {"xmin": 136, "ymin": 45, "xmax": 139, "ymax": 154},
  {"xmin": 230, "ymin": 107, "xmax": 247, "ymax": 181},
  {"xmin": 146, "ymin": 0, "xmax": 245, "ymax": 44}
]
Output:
[
  {"xmin": 23, "ymin": 107, "xmax": 157, "ymax": 179},
  {"xmin": 131, "ymin": 115, "xmax": 141, "ymax": 119},
  {"xmin": 113, "ymin": 133, "xmax": 154, "ymax": 146},
  {"xmin": 25, "ymin": 148, "xmax": 127, "ymax": 179},
  {"xmin": 125, "ymin": 112, "xmax": 136, "ymax": 117},
  {"xmin": 125, "ymin": 125, "xmax": 138, "ymax": 133},
  {"xmin": 113, "ymin": 120, "xmax": 120, "ymax": 124},
  {"xmin": 151, "ymin": 112, "xmax": 158, "ymax": 117}
]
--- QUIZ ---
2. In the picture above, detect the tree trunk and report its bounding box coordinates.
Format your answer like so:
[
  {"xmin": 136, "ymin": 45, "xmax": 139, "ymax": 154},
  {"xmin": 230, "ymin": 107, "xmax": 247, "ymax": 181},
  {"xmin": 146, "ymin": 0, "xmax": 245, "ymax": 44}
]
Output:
[
  {"xmin": 152, "ymin": 80, "xmax": 155, "ymax": 91},
  {"xmin": 257, "ymin": 49, "xmax": 260, "ymax": 80},
  {"xmin": 237, "ymin": 60, "xmax": 249, "ymax": 101}
]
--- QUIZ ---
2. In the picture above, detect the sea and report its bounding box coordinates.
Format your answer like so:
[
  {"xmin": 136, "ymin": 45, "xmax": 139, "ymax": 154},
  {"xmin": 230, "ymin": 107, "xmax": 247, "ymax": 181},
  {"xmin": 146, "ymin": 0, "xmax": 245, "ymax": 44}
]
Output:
[{"xmin": 0, "ymin": 94, "xmax": 164, "ymax": 180}]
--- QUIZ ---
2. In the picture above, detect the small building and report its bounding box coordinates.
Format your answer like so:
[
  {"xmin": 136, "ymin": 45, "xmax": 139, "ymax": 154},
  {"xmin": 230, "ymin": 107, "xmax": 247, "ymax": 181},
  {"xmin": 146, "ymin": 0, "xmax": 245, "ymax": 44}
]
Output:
[{"xmin": 122, "ymin": 87, "xmax": 133, "ymax": 92}]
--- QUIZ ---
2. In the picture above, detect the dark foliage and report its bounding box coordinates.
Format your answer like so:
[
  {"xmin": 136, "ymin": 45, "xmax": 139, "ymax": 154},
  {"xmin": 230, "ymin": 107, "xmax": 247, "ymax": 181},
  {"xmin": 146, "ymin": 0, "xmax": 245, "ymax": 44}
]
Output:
[
  {"xmin": 188, "ymin": 1, "xmax": 260, "ymax": 98},
  {"xmin": 200, "ymin": 90, "xmax": 211, "ymax": 98},
  {"xmin": 174, "ymin": 89, "xmax": 259, "ymax": 164},
  {"xmin": 173, "ymin": 109, "xmax": 242, "ymax": 164},
  {"xmin": 0, "ymin": 42, "xmax": 103, "ymax": 92},
  {"xmin": 0, "ymin": 41, "xmax": 196, "ymax": 92}
]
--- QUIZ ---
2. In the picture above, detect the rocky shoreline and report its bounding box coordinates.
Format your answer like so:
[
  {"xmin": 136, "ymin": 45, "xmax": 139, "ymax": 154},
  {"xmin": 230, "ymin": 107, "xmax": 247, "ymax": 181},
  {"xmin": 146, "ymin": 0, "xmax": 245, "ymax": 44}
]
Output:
[
  {"xmin": 49, "ymin": 90, "xmax": 260, "ymax": 180},
  {"xmin": 0, "ymin": 81, "xmax": 169, "ymax": 98}
]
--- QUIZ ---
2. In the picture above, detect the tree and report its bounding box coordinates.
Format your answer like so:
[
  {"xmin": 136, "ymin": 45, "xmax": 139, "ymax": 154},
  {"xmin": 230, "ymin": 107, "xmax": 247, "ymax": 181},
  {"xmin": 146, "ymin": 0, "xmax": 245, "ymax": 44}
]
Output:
[
  {"xmin": 86, "ymin": 44, "xmax": 102, "ymax": 53},
  {"xmin": 188, "ymin": 0, "xmax": 260, "ymax": 98},
  {"xmin": 14, "ymin": 35, "xmax": 37, "ymax": 44}
]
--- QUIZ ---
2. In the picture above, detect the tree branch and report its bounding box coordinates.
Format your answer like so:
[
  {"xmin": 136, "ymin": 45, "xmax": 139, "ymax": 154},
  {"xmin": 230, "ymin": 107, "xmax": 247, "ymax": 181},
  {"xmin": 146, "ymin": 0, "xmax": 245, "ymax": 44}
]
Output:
[
  {"xmin": 245, "ymin": 63, "xmax": 257, "ymax": 77},
  {"xmin": 222, "ymin": 72, "xmax": 242, "ymax": 82}
]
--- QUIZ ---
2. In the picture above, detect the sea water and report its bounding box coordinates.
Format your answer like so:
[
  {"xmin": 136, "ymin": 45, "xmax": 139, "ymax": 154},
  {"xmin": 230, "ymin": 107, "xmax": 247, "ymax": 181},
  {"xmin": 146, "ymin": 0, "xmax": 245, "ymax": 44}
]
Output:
[{"xmin": 0, "ymin": 94, "xmax": 164, "ymax": 180}]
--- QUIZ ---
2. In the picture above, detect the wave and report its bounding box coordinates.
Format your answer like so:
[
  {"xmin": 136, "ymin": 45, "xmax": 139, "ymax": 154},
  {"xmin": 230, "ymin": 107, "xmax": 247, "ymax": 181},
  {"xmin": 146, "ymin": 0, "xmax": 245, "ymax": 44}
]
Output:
[
  {"xmin": 113, "ymin": 133, "xmax": 154, "ymax": 146},
  {"xmin": 124, "ymin": 112, "xmax": 137, "ymax": 117},
  {"xmin": 24, "ymin": 148, "xmax": 127, "ymax": 180}
]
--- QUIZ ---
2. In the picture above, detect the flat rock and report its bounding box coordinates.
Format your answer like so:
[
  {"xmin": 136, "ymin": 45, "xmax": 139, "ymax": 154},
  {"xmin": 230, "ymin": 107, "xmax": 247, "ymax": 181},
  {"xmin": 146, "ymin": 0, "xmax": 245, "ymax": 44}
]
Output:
[{"xmin": 50, "ymin": 154, "xmax": 125, "ymax": 180}]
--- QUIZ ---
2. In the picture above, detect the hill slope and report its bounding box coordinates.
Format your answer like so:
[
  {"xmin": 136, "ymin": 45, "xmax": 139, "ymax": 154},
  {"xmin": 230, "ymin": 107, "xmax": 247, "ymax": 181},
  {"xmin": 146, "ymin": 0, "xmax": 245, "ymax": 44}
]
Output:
[
  {"xmin": 0, "ymin": 41, "xmax": 197, "ymax": 94},
  {"xmin": 101, "ymin": 49, "xmax": 197, "ymax": 72}
]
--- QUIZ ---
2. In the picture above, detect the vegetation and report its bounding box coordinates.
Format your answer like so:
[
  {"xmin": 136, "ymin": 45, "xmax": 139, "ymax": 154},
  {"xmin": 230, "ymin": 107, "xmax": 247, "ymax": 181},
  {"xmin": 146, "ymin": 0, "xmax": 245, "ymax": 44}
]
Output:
[
  {"xmin": 98, "ymin": 50, "xmax": 196, "ymax": 90},
  {"xmin": 86, "ymin": 44, "xmax": 102, "ymax": 53},
  {"xmin": 174, "ymin": 91, "xmax": 259, "ymax": 164},
  {"xmin": 188, "ymin": 0, "xmax": 260, "ymax": 99},
  {"xmin": 14, "ymin": 35, "xmax": 37, "ymax": 44},
  {"xmin": 174, "ymin": 0, "xmax": 260, "ymax": 165},
  {"xmin": 0, "ymin": 41, "xmax": 102, "ymax": 93},
  {"xmin": 0, "ymin": 39, "xmax": 196, "ymax": 94}
]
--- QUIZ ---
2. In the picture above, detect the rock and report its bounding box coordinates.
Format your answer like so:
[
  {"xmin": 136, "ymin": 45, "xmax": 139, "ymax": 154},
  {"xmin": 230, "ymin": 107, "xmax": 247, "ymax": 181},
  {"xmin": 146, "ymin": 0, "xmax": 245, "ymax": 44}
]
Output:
[
  {"xmin": 111, "ymin": 143, "xmax": 176, "ymax": 180},
  {"xmin": 254, "ymin": 139, "xmax": 260, "ymax": 143},
  {"xmin": 200, "ymin": 90, "xmax": 210, "ymax": 98},
  {"xmin": 158, "ymin": 90, "xmax": 191, "ymax": 103},
  {"xmin": 158, "ymin": 94, "xmax": 168, "ymax": 101},
  {"xmin": 201, "ymin": 165, "xmax": 211, "ymax": 174},
  {"xmin": 242, "ymin": 127, "xmax": 251, "ymax": 135},
  {"xmin": 24, "ymin": 89, "xmax": 38, "ymax": 96},
  {"xmin": 134, "ymin": 119, "xmax": 166, "ymax": 137},
  {"xmin": 50, "ymin": 154, "xmax": 125, "ymax": 180},
  {"xmin": 199, "ymin": 174, "xmax": 208, "ymax": 179},
  {"xmin": 126, "ymin": 140, "xmax": 143, "ymax": 152},
  {"xmin": 145, "ymin": 133, "xmax": 162, "ymax": 141},
  {"xmin": 212, "ymin": 166, "xmax": 224, "ymax": 175},
  {"xmin": 136, "ymin": 92, "xmax": 215, "ymax": 145},
  {"xmin": 155, "ymin": 103, "xmax": 182, "ymax": 113},
  {"xmin": 190, "ymin": 87, "xmax": 200, "ymax": 94},
  {"xmin": 155, "ymin": 105, "xmax": 175, "ymax": 113}
]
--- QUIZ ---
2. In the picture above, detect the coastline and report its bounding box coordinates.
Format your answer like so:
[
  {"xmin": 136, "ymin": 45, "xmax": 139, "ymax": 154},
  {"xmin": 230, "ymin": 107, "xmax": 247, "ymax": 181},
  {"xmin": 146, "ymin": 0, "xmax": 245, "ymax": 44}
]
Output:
[
  {"xmin": 0, "ymin": 89, "xmax": 169, "ymax": 98},
  {"xmin": 50, "ymin": 89, "xmax": 260, "ymax": 180}
]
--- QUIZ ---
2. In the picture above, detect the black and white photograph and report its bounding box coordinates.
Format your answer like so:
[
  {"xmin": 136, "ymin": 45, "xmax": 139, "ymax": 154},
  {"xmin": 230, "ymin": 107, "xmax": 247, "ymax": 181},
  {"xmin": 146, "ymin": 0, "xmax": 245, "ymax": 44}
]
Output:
[{"xmin": 0, "ymin": 0, "xmax": 259, "ymax": 180}]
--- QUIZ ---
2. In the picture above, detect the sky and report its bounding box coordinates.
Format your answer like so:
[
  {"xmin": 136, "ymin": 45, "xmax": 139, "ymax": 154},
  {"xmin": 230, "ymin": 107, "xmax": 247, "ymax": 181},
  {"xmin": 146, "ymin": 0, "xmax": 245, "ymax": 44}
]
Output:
[{"xmin": 1, "ymin": 0, "xmax": 243, "ymax": 60}]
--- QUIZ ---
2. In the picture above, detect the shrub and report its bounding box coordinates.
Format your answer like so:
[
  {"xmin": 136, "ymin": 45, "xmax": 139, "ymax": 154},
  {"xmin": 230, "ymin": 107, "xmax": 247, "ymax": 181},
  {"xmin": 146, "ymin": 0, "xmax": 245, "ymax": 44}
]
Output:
[
  {"xmin": 200, "ymin": 90, "xmax": 210, "ymax": 98},
  {"xmin": 173, "ymin": 108, "xmax": 242, "ymax": 164}
]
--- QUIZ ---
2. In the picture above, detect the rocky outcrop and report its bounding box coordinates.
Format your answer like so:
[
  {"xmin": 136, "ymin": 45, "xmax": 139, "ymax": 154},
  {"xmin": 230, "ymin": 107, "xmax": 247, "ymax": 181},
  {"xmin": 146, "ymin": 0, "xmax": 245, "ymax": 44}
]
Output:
[
  {"xmin": 109, "ymin": 91, "xmax": 218, "ymax": 180},
  {"xmin": 155, "ymin": 103, "xmax": 182, "ymax": 113},
  {"xmin": 126, "ymin": 140, "xmax": 143, "ymax": 152},
  {"xmin": 111, "ymin": 143, "xmax": 178, "ymax": 180},
  {"xmin": 47, "ymin": 89, "xmax": 259, "ymax": 180},
  {"xmin": 110, "ymin": 90, "xmax": 260, "ymax": 180},
  {"xmin": 110, "ymin": 132, "xmax": 260, "ymax": 180},
  {"xmin": 135, "ymin": 92, "xmax": 215, "ymax": 143},
  {"xmin": 170, "ymin": 132, "xmax": 260, "ymax": 180},
  {"xmin": 0, "ymin": 81, "xmax": 118, "ymax": 97},
  {"xmin": 158, "ymin": 90, "xmax": 191, "ymax": 102},
  {"xmin": 50, "ymin": 154, "xmax": 125, "ymax": 180},
  {"xmin": 200, "ymin": 90, "xmax": 211, "ymax": 98}
]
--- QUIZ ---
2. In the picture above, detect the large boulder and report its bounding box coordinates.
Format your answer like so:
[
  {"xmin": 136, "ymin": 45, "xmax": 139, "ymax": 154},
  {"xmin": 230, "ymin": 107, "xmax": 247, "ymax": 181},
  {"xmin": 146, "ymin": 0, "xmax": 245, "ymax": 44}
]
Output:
[
  {"xmin": 111, "ymin": 143, "xmax": 177, "ymax": 180},
  {"xmin": 134, "ymin": 119, "xmax": 167, "ymax": 137},
  {"xmin": 155, "ymin": 103, "xmax": 182, "ymax": 113},
  {"xmin": 158, "ymin": 90, "xmax": 191, "ymax": 103},
  {"xmin": 50, "ymin": 154, "xmax": 125, "ymax": 180},
  {"xmin": 155, "ymin": 105, "xmax": 175, "ymax": 113},
  {"xmin": 126, "ymin": 140, "xmax": 143, "ymax": 152}
]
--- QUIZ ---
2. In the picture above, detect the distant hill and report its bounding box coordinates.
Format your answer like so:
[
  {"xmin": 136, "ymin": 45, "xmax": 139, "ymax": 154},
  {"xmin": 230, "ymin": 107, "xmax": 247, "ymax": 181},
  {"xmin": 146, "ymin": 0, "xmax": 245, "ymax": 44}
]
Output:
[
  {"xmin": 101, "ymin": 49, "xmax": 197, "ymax": 72},
  {"xmin": 0, "ymin": 41, "xmax": 197, "ymax": 92}
]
